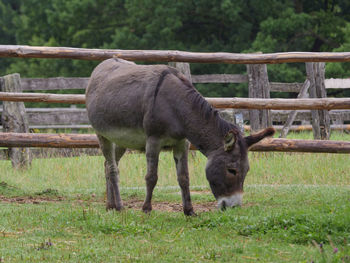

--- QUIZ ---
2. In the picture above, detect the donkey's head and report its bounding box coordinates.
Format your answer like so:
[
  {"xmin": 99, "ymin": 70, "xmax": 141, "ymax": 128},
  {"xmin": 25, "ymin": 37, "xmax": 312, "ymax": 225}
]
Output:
[{"xmin": 205, "ymin": 127, "xmax": 275, "ymax": 210}]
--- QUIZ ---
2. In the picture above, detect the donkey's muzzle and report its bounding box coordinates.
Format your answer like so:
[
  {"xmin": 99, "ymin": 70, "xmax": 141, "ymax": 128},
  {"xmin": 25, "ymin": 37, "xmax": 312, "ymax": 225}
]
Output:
[{"xmin": 217, "ymin": 192, "xmax": 243, "ymax": 210}]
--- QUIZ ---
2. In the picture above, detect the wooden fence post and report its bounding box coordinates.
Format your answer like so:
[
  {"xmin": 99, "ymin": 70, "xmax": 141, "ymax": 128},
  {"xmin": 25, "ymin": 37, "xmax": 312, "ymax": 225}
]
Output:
[
  {"xmin": 306, "ymin": 62, "xmax": 331, "ymax": 140},
  {"xmin": 0, "ymin": 73, "xmax": 31, "ymax": 168},
  {"xmin": 247, "ymin": 64, "xmax": 272, "ymax": 133},
  {"xmin": 168, "ymin": 62, "xmax": 192, "ymax": 82}
]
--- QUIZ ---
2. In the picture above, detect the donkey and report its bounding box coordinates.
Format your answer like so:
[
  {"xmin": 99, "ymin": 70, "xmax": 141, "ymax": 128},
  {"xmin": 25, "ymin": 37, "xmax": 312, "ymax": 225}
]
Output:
[{"xmin": 86, "ymin": 58, "xmax": 274, "ymax": 215}]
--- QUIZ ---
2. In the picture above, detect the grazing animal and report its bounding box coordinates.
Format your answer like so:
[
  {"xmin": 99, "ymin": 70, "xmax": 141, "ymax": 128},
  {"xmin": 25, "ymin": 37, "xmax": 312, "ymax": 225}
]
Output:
[{"xmin": 86, "ymin": 58, "xmax": 274, "ymax": 215}]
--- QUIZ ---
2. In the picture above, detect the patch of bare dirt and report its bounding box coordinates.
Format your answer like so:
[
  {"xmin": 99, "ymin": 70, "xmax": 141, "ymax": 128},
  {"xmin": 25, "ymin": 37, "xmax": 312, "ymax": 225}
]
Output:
[
  {"xmin": 0, "ymin": 195, "xmax": 64, "ymax": 204},
  {"xmin": 125, "ymin": 199, "xmax": 217, "ymax": 213},
  {"xmin": 0, "ymin": 195, "xmax": 217, "ymax": 212}
]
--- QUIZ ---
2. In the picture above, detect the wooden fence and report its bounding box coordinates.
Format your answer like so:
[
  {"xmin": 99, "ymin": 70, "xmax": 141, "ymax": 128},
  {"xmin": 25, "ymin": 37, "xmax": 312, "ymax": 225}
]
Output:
[{"xmin": 1, "ymin": 45, "xmax": 350, "ymax": 167}]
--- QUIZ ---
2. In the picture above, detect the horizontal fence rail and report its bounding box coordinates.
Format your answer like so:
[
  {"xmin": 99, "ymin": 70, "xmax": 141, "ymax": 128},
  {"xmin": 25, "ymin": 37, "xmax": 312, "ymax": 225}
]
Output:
[
  {"xmin": 249, "ymin": 138, "xmax": 350, "ymax": 153},
  {"xmin": 0, "ymin": 92, "xmax": 85, "ymax": 104},
  {"xmin": 1, "ymin": 133, "xmax": 350, "ymax": 153},
  {"xmin": 191, "ymin": 74, "xmax": 248, "ymax": 83},
  {"xmin": 207, "ymin": 97, "xmax": 350, "ymax": 110},
  {"xmin": 1, "ymin": 92, "xmax": 350, "ymax": 110},
  {"xmin": 2, "ymin": 45, "xmax": 350, "ymax": 64},
  {"xmin": 0, "ymin": 133, "xmax": 98, "ymax": 148},
  {"xmin": 1, "ymin": 108, "xmax": 349, "ymax": 129},
  {"xmin": 19, "ymin": 77, "xmax": 350, "ymax": 92},
  {"xmin": 2, "ymin": 125, "xmax": 350, "ymax": 132},
  {"xmin": 244, "ymin": 124, "xmax": 350, "ymax": 132},
  {"xmin": 21, "ymin": 77, "xmax": 89, "ymax": 91}
]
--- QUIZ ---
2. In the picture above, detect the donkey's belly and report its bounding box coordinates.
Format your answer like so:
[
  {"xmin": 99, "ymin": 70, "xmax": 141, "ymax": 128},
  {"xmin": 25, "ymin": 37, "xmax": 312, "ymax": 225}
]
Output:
[
  {"xmin": 99, "ymin": 128, "xmax": 178, "ymax": 150},
  {"xmin": 100, "ymin": 128, "xmax": 146, "ymax": 149}
]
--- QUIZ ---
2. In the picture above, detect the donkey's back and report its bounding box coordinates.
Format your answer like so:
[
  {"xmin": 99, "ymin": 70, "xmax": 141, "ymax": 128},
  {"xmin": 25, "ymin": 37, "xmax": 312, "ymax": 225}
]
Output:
[{"xmin": 86, "ymin": 58, "xmax": 181, "ymax": 150}]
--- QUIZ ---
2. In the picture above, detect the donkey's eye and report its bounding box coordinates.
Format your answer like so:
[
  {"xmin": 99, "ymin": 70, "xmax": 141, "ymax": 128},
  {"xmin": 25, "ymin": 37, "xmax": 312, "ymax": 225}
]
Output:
[{"xmin": 227, "ymin": 168, "xmax": 237, "ymax": 176}]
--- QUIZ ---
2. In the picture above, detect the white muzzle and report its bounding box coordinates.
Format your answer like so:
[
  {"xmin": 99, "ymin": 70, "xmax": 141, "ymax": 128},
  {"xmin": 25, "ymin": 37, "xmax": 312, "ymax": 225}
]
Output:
[{"xmin": 217, "ymin": 192, "xmax": 243, "ymax": 210}]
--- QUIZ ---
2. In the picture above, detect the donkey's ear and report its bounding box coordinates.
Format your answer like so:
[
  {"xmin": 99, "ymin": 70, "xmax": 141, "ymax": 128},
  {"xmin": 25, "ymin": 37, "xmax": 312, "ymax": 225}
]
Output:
[
  {"xmin": 224, "ymin": 130, "xmax": 237, "ymax": 152},
  {"xmin": 245, "ymin": 127, "xmax": 275, "ymax": 148}
]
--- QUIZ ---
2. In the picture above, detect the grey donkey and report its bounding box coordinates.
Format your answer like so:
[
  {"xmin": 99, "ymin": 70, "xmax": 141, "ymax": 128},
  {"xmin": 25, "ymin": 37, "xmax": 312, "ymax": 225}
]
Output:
[{"xmin": 86, "ymin": 58, "xmax": 275, "ymax": 215}]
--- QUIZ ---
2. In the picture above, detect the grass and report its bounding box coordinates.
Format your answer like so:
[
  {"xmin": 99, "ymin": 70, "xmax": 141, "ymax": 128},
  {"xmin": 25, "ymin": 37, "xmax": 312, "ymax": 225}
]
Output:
[
  {"xmin": 0, "ymin": 187, "xmax": 349, "ymax": 262},
  {"xmin": 0, "ymin": 131, "xmax": 350, "ymax": 262}
]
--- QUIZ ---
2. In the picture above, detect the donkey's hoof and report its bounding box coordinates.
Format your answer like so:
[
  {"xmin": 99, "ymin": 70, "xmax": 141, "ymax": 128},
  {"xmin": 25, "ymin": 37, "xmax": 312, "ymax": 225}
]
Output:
[
  {"xmin": 184, "ymin": 209, "xmax": 197, "ymax": 216},
  {"xmin": 106, "ymin": 204, "xmax": 124, "ymax": 211},
  {"xmin": 142, "ymin": 209, "xmax": 152, "ymax": 214},
  {"xmin": 142, "ymin": 204, "xmax": 152, "ymax": 214}
]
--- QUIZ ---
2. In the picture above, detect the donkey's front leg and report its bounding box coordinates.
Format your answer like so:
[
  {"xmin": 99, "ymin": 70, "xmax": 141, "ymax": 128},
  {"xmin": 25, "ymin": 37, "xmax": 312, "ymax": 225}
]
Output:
[
  {"xmin": 173, "ymin": 140, "xmax": 195, "ymax": 216},
  {"xmin": 142, "ymin": 136, "xmax": 161, "ymax": 214}
]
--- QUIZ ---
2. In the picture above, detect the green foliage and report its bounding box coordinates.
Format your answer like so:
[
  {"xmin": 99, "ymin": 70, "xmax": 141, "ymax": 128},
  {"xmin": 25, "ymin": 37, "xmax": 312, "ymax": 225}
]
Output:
[
  {"xmin": 1, "ymin": 0, "xmax": 350, "ymax": 98},
  {"xmin": 0, "ymin": 1, "xmax": 16, "ymax": 44},
  {"xmin": 326, "ymin": 23, "xmax": 350, "ymax": 77},
  {"xmin": 250, "ymin": 2, "xmax": 350, "ymax": 84},
  {"xmin": 0, "ymin": 1, "xmax": 17, "ymax": 75},
  {"xmin": 237, "ymin": 209, "xmax": 350, "ymax": 244}
]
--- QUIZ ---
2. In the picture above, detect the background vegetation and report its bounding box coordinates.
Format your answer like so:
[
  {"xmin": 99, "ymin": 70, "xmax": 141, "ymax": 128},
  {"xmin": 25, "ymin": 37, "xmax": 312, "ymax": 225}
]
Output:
[{"xmin": 1, "ymin": 0, "xmax": 350, "ymax": 98}]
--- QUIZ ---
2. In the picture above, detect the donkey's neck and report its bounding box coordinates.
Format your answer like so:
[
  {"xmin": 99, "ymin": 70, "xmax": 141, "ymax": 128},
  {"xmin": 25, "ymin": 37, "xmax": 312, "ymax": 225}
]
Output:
[
  {"xmin": 184, "ymin": 114, "xmax": 230, "ymax": 157},
  {"xmin": 170, "ymin": 78, "xmax": 234, "ymax": 157}
]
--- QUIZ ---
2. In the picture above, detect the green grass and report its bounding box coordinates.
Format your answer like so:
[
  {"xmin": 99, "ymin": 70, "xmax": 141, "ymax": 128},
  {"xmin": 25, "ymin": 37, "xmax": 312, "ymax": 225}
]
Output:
[
  {"xmin": 0, "ymin": 150, "xmax": 349, "ymax": 197},
  {"xmin": 0, "ymin": 186, "xmax": 349, "ymax": 262},
  {"xmin": 0, "ymin": 131, "xmax": 350, "ymax": 262}
]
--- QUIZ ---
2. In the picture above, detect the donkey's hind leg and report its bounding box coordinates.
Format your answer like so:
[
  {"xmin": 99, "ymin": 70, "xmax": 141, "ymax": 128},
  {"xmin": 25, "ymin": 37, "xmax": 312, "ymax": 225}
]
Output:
[{"xmin": 97, "ymin": 135, "xmax": 126, "ymax": 210}]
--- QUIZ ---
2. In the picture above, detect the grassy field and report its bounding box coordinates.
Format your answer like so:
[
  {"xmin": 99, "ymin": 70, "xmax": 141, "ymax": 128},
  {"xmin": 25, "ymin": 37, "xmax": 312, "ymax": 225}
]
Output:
[{"xmin": 0, "ymin": 131, "xmax": 350, "ymax": 262}]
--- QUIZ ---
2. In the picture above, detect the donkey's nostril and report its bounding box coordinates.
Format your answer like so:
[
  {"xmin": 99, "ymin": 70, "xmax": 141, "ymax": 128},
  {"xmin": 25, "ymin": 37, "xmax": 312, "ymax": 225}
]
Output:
[
  {"xmin": 221, "ymin": 200, "xmax": 227, "ymax": 211},
  {"xmin": 227, "ymin": 168, "xmax": 237, "ymax": 176}
]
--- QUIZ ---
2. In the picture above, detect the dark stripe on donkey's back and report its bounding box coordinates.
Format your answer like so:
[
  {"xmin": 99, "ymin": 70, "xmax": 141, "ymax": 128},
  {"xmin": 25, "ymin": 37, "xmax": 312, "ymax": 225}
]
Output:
[
  {"xmin": 154, "ymin": 70, "xmax": 171, "ymax": 101},
  {"xmin": 153, "ymin": 67, "xmax": 180, "ymax": 101}
]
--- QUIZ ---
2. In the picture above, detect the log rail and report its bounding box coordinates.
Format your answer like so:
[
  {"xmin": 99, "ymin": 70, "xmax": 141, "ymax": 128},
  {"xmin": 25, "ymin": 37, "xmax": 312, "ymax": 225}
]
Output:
[
  {"xmin": 1, "ymin": 92, "xmax": 350, "ymax": 110},
  {"xmin": 0, "ymin": 133, "xmax": 349, "ymax": 154},
  {"xmin": 18, "ymin": 77, "xmax": 350, "ymax": 92},
  {"xmin": 1, "ymin": 45, "xmax": 350, "ymax": 64}
]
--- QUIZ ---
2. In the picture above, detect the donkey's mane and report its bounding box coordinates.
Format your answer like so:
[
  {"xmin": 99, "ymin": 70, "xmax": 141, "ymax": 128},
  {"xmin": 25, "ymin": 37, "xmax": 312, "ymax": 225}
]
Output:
[{"xmin": 173, "ymin": 70, "xmax": 242, "ymax": 138}]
